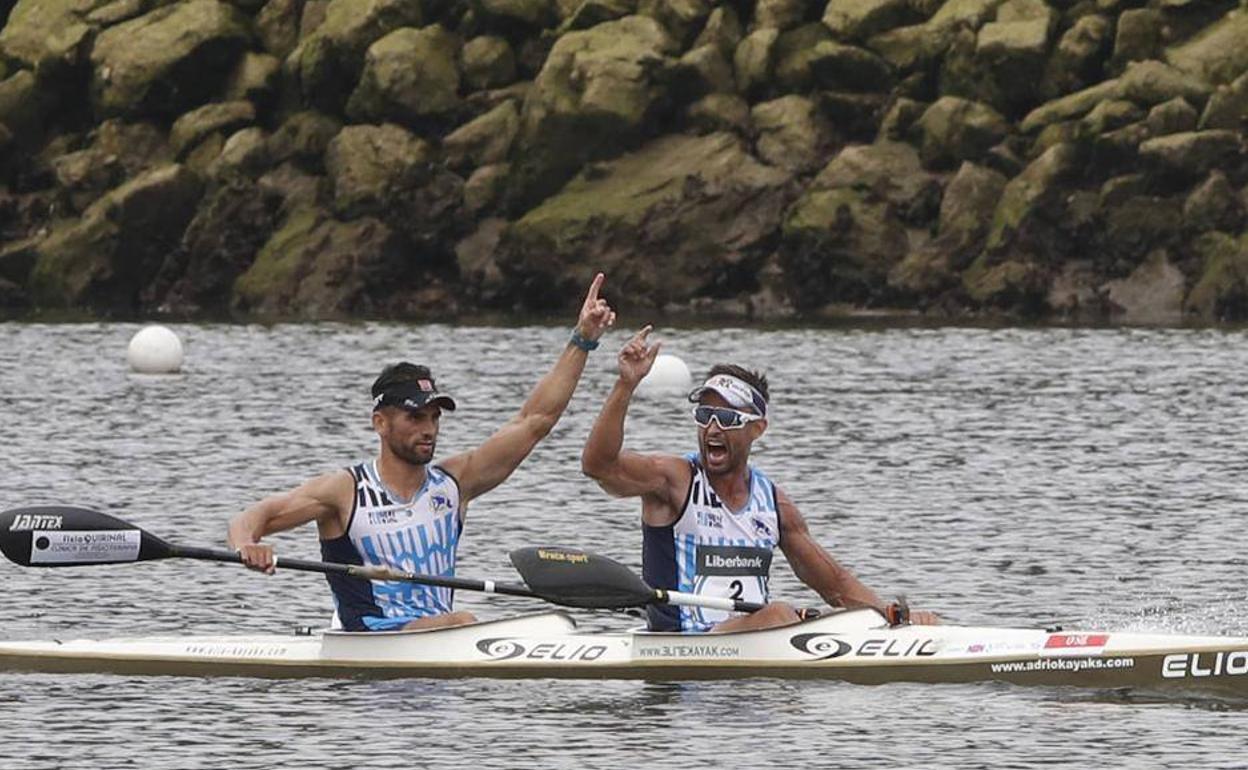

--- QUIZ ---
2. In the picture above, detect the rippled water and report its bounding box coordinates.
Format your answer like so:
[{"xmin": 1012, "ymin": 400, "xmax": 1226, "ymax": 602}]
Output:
[{"xmin": 2, "ymin": 323, "xmax": 1247, "ymax": 769}]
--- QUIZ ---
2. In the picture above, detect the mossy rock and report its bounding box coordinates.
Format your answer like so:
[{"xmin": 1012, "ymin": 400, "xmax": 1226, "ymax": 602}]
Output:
[
  {"xmin": 232, "ymin": 207, "xmax": 409, "ymax": 318},
  {"xmin": 501, "ymin": 132, "xmax": 793, "ymax": 312},
  {"xmin": 443, "ymin": 101, "xmax": 521, "ymax": 171},
  {"xmin": 170, "ymin": 101, "xmax": 256, "ymax": 159},
  {"xmin": 29, "ymin": 164, "xmax": 204, "ymax": 310},
  {"xmin": 293, "ymin": 0, "xmax": 424, "ymax": 113},
  {"xmin": 507, "ymin": 15, "xmax": 678, "ymax": 209},
  {"xmin": 915, "ymin": 96, "xmax": 1010, "ymax": 169},
  {"xmin": 346, "ymin": 25, "xmax": 462, "ymax": 126},
  {"xmin": 985, "ymin": 142, "xmax": 1078, "ymax": 253},
  {"xmin": 90, "ymin": 0, "xmax": 252, "ymax": 119},
  {"xmin": 823, "ymin": 0, "xmax": 917, "ymax": 42},
  {"xmin": 812, "ymin": 141, "xmax": 941, "ymax": 225},
  {"xmin": 1165, "ymin": 8, "xmax": 1248, "ymax": 86},
  {"xmin": 1184, "ymin": 231, "xmax": 1248, "ymax": 320},
  {"xmin": 809, "ymin": 41, "xmax": 896, "ymax": 93},
  {"xmin": 734, "ymin": 27, "xmax": 779, "ymax": 96},
  {"xmin": 461, "ymin": 36, "xmax": 517, "ymax": 91},
  {"xmin": 324, "ymin": 123, "xmax": 433, "ymax": 218},
  {"xmin": 1199, "ymin": 71, "xmax": 1248, "ymax": 130},
  {"xmin": 752, "ymin": 95, "xmax": 833, "ymax": 174}
]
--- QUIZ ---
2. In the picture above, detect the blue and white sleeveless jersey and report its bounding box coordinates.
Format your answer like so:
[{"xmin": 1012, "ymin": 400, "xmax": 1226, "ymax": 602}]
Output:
[
  {"xmin": 642, "ymin": 453, "xmax": 781, "ymax": 632},
  {"xmin": 320, "ymin": 461, "xmax": 462, "ymax": 631}
]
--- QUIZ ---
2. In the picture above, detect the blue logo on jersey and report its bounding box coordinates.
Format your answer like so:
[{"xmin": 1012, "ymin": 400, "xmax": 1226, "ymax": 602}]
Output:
[
  {"xmin": 751, "ymin": 517, "xmax": 771, "ymax": 537},
  {"xmin": 431, "ymin": 494, "xmax": 453, "ymax": 515}
]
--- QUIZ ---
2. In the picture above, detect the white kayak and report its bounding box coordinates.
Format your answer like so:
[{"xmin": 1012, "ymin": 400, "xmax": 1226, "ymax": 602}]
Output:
[{"xmin": 2, "ymin": 609, "xmax": 1246, "ymax": 697}]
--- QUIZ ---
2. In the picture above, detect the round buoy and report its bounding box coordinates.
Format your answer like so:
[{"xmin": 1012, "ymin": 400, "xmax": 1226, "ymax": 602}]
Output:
[
  {"xmin": 636, "ymin": 354, "xmax": 692, "ymax": 397},
  {"xmin": 127, "ymin": 325, "xmax": 185, "ymax": 374}
]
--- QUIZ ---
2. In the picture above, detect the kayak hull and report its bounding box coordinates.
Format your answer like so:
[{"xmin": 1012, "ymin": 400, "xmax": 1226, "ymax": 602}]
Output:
[{"xmin": 2, "ymin": 610, "xmax": 1245, "ymax": 697}]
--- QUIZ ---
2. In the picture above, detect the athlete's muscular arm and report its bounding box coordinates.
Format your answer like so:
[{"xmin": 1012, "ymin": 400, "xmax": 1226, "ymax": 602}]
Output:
[
  {"xmin": 776, "ymin": 488, "xmax": 887, "ymax": 612},
  {"xmin": 227, "ymin": 470, "xmax": 354, "ymax": 573},
  {"xmin": 581, "ymin": 326, "xmax": 689, "ymax": 525},
  {"xmin": 441, "ymin": 273, "xmax": 615, "ymax": 505}
]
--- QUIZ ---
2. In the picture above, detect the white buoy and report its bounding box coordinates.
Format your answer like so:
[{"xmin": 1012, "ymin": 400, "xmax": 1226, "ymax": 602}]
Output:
[
  {"xmin": 127, "ymin": 325, "xmax": 185, "ymax": 374},
  {"xmin": 636, "ymin": 354, "xmax": 693, "ymax": 397}
]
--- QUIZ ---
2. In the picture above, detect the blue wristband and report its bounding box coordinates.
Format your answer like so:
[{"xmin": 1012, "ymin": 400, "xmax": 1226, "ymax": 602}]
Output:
[{"xmin": 570, "ymin": 329, "xmax": 599, "ymax": 351}]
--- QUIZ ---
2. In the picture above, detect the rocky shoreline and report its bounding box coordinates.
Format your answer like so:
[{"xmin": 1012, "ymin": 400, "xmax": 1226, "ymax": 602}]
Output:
[{"xmin": 1, "ymin": 0, "xmax": 1246, "ymax": 323}]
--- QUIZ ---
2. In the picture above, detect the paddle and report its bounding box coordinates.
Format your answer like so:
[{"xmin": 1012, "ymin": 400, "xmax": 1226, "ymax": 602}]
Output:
[
  {"xmin": 511, "ymin": 546, "xmax": 767, "ymax": 614},
  {"xmin": 0, "ymin": 506, "xmax": 764, "ymax": 615}
]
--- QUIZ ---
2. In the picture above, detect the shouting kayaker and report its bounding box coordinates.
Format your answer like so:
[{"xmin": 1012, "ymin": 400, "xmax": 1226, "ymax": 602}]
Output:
[
  {"xmin": 581, "ymin": 326, "xmax": 938, "ymax": 632},
  {"xmin": 228, "ymin": 274, "xmax": 616, "ymax": 631}
]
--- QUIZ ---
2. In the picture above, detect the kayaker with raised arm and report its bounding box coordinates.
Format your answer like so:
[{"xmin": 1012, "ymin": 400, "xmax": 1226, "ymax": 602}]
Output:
[
  {"xmin": 228, "ymin": 274, "xmax": 616, "ymax": 631},
  {"xmin": 581, "ymin": 326, "xmax": 937, "ymax": 632}
]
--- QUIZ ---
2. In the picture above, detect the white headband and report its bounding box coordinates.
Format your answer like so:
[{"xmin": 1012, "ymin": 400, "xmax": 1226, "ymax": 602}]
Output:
[{"xmin": 688, "ymin": 374, "xmax": 767, "ymax": 416}]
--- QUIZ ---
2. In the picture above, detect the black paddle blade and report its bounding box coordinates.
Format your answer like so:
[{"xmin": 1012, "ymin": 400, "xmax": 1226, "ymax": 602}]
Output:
[
  {"xmin": 0, "ymin": 506, "xmax": 175, "ymax": 567},
  {"xmin": 509, "ymin": 546, "xmax": 656, "ymax": 609}
]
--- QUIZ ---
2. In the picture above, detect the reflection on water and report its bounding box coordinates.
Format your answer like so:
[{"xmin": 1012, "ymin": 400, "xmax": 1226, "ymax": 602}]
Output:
[{"xmin": 2, "ymin": 323, "xmax": 1248, "ymax": 768}]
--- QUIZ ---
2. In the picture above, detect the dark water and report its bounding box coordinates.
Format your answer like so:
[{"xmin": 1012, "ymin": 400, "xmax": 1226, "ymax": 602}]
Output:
[{"xmin": 2, "ymin": 323, "xmax": 1247, "ymax": 769}]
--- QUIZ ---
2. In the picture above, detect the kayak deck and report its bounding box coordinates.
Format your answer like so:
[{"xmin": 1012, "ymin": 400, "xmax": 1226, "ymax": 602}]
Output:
[{"xmin": 2, "ymin": 610, "xmax": 1246, "ymax": 697}]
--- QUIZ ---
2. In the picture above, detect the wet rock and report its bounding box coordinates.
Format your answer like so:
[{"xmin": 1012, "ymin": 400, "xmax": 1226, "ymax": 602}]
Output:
[
  {"xmin": 1199, "ymin": 71, "xmax": 1248, "ymax": 130},
  {"xmin": 1183, "ymin": 170, "xmax": 1244, "ymax": 233},
  {"xmin": 500, "ymin": 132, "xmax": 795, "ymax": 314},
  {"xmin": 292, "ymin": 0, "xmax": 424, "ymax": 114},
  {"xmin": 231, "ymin": 207, "xmax": 410, "ymax": 318},
  {"xmin": 823, "ymin": 0, "xmax": 917, "ymax": 42},
  {"xmin": 734, "ymin": 27, "xmax": 780, "ymax": 97},
  {"xmin": 90, "ymin": 0, "xmax": 251, "ymax": 119},
  {"xmin": 1165, "ymin": 7, "xmax": 1248, "ymax": 86},
  {"xmin": 1099, "ymin": 172, "xmax": 1148, "ymax": 208},
  {"xmin": 1184, "ymin": 231, "xmax": 1248, "ymax": 320},
  {"xmin": 456, "ymin": 216, "xmax": 508, "ymax": 297},
  {"xmin": 461, "ymin": 36, "xmax": 517, "ymax": 92},
  {"xmin": 752, "ymin": 95, "xmax": 835, "ymax": 174},
  {"xmin": 866, "ymin": 21, "xmax": 956, "ymax": 73},
  {"xmin": 508, "ymin": 15, "xmax": 678, "ymax": 210},
  {"xmin": 1101, "ymin": 248, "xmax": 1184, "ymax": 323},
  {"xmin": 443, "ymin": 101, "xmax": 521, "ymax": 171},
  {"xmin": 88, "ymin": 119, "xmax": 172, "ymax": 178},
  {"xmin": 156, "ymin": 177, "xmax": 279, "ymax": 313},
  {"xmin": 915, "ymin": 96, "xmax": 1011, "ymax": 169},
  {"xmin": 934, "ymin": 161, "xmax": 1007, "ymax": 262},
  {"xmin": 1100, "ymin": 194, "xmax": 1183, "ymax": 266},
  {"xmin": 29, "ymin": 164, "xmax": 204, "ymax": 310},
  {"xmin": 170, "ymin": 101, "xmax": 256, "ymax": 159}
]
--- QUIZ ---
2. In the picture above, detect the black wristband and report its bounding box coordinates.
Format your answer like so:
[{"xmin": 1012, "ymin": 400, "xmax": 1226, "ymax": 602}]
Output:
[{"xmin": 570, "ymin": 329, "xmax": 599, "ymax": 351}]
